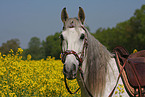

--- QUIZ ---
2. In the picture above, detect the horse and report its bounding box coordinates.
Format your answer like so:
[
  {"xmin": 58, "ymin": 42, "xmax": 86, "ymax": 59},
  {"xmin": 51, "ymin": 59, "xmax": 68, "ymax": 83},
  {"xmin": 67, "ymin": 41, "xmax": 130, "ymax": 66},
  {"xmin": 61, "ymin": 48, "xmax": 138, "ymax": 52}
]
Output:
[{"xmin": 60, "ymin": 7, "xmax": 129, "ymax": 97}]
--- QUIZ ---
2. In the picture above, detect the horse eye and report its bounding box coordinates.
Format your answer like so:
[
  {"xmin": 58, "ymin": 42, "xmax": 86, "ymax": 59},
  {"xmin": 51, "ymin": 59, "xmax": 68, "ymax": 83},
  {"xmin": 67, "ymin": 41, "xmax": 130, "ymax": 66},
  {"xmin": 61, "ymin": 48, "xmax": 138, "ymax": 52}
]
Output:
[
  {"xmin": 59, "ymin": 34, "xmax": 64, "ymax": 40},
  {"xmin": 80, "ymin": 34, "xmax": 85, "ymax": 40}
]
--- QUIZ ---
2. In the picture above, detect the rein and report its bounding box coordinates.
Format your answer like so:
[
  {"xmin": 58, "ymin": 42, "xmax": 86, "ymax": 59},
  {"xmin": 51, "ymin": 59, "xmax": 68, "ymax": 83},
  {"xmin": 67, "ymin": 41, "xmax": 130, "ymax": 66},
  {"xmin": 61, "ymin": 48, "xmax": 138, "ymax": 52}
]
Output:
[
  {"xmin": 61, "ymin": 25, "xmax": 93, "ymax": 97},
  {"xmin": 64, "ymin": 67, "xmax": 93, "ymax": 97}
]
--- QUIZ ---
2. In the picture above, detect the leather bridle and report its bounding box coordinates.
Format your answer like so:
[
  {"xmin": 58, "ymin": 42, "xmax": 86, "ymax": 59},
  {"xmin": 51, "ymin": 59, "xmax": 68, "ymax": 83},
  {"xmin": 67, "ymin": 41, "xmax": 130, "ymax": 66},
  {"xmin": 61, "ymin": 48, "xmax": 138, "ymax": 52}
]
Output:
[
  {"xmin": 61, "ymin": 32, "xmax": 88, "ymax": 67},
  {"xmin": 61, "ymin": 25, "xmax": 93, "ymax": 97}
]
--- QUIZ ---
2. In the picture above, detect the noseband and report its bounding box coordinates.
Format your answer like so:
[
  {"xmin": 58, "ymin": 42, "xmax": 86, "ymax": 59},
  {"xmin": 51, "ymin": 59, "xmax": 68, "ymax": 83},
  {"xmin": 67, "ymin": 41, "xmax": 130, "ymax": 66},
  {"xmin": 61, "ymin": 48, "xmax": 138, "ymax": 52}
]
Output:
[{"xmin": 61, "ymin": 33, "xmax": 88, "ymax": 67}]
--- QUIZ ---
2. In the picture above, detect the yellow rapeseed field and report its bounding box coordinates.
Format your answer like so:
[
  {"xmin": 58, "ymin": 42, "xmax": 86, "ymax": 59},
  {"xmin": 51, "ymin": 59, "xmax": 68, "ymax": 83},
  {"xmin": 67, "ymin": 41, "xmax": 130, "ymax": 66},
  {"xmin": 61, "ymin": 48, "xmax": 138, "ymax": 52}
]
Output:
[
  {"xmin": 0, "ymin": 48, "xmax": 81, "ymax": 97},
  {"xmin": 1, "ymin": 48, "xmax": 137, "ymax": 97}
]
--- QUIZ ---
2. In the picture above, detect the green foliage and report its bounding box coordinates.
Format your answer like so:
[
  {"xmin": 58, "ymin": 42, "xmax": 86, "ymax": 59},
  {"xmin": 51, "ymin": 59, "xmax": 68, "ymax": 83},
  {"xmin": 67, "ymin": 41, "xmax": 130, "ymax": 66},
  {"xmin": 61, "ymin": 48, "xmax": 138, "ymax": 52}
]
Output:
[
  {"xmin": 26, "ymin": 37, "xmax": 45, "ymax": 60},
  {"xmin": 0, "ymin": 38, "xmax": 20, "ymax": 55},
  {"xmin": 28, "ymin": 37, "xmax": 41, "ymax": 49},
  {"xmin": 94, "ymin": 5, "xmax": 145, "ymax": 53},
  {"xmin": 43, "ymin": 33, "xmax": 61, "ymax": 59}
]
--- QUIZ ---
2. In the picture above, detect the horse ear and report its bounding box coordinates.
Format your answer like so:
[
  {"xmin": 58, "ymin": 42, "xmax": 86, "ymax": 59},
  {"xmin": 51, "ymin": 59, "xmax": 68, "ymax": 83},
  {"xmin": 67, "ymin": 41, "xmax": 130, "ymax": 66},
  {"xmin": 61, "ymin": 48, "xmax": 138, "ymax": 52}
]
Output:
[
  {"xmin": 61, "ymin": 7, "xmax": 69, "ymax": 23},
  {"xmin": 78, "ymin": 7, "xmax": 85, "ymax": 24}
]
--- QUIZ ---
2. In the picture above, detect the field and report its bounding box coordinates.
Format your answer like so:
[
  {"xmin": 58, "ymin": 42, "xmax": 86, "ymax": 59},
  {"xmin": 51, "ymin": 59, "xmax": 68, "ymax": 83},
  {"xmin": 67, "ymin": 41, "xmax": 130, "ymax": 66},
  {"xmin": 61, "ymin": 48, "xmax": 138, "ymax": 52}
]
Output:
[
  {"xmin": 0, "ymin": 48, "xmax": 136, "ymax": 97},
  {"xmin": 0, "ymin": 48, "xmax": 81, "ymax": 97}
]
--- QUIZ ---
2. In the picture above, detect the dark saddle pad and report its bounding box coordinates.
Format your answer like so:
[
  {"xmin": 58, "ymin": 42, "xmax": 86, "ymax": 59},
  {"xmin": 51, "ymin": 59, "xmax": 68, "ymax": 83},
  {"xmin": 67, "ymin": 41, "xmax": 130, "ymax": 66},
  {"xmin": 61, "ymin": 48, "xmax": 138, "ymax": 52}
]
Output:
[{"xmin": 114, "ymin": 46, "xmax": 145, "ymax": 88}]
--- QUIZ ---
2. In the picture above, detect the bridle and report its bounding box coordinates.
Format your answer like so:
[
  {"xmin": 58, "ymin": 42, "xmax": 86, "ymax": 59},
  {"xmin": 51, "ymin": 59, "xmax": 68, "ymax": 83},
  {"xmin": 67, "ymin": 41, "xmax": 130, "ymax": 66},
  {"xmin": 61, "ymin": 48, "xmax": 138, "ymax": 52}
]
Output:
[
  {"xmin": 61, "ymin": 30, "xmax": 88, "ymax": 67},
  {"xmin": 61, "ymin": 25, "xmax": 93, "ymax": 97},
  {"xmin": 61, "ymin": 25, "xmax": 88, "ymax": 67}
]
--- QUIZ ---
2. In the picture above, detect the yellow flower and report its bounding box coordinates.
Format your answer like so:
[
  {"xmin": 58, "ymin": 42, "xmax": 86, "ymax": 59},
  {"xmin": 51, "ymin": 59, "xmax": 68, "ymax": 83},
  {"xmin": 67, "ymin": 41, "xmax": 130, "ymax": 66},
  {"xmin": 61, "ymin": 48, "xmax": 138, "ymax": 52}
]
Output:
[
  {"xmin": 0, "ymin": 71, "xmax": 4, "ymax": 76},
  {"xmin": 27, "ymin": 54, "xmax": 32, "ymax": 60},
  {"xmin": 60, "ymin": 54, "xmax": 62, "ymax": 59},
  {"xmin": 115, "ymin": 91, "xmax": 118, "ymax": 94},
  {"xmin": 121, "ymin": 85, "xmax": 124, "ymax": 88},
  {"xmin": 117, "ymin": 86, "xmax": 120, "ymax": 90},
  {"xmin": 46, "ymin": 56, "xmax": 51, "ymax": 60},
  {"xmin": 17, "ymin": 48, "xmax": 23, "ymax": 54},
  {"xmin": 121, "ymin": 89, "xmax": 125, "ymax": 93},
  {"xmin": 9, "ymin": 93, "xmax": 16, "ymax": 96},
  {"xmin": 133, "ymin": 49, "xmax": 138, "ymax": 53},
  {"xmin": 0, "ymin": 50, "xmax": 81, "ymax": 96},
  {"xmin": 52, "ymin": 57, "xmax": 55, "ymax": 60},
  {"xmin": 14, "ymin": 95, "xmax": 17, "ymax": 97},
  {"xmin": 9, "ymin": 49, "xmax": 14, "ymax": 53}
]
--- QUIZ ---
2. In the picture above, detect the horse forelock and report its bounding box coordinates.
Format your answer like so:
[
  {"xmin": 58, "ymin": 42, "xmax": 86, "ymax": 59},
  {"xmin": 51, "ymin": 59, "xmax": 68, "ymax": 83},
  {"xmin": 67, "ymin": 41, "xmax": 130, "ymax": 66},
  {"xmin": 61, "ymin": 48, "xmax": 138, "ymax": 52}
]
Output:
[
  {"xmin": 63, "ymin": 18, "xmax": 82, "ymax": 29},
  {"xmin": 86, "ymin": 32, "xmax": 112, "ymax": 96}
]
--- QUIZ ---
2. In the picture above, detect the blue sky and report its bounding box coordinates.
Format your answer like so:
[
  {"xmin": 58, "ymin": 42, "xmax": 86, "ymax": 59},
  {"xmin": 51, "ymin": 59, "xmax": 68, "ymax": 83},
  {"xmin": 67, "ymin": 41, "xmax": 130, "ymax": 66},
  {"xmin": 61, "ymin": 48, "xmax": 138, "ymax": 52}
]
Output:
[{"xmin": 0, "ymin": 0, "xmax": 144, "ymax": 49}]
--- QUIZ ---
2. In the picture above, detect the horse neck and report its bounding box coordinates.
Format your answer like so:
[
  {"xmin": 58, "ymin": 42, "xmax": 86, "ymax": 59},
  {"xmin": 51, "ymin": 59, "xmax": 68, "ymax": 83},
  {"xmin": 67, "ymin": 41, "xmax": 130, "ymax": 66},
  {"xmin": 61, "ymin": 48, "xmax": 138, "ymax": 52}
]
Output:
[{"xmin": 83, "ymin": 33, "xmax": 112, "ymax": 96}]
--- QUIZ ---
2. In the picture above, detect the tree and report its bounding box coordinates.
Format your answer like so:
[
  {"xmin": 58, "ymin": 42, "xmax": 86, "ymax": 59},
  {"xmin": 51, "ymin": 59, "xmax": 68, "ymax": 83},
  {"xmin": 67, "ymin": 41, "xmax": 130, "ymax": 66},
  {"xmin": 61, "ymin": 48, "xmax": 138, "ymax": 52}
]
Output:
[
  {"xmin": 43, "ymin": 33, "xmax": 61, "ymax": 59},
  {"xmin": 0, "ymin": 38, "xmax": 20, "ymax": 54},
  {"xmin": 28, "ymin": 37, "xmax": 44, "ymax": 60},
  {"xmin": 94, "ymin": 5, "xmax": 145, "ymax": 53}
]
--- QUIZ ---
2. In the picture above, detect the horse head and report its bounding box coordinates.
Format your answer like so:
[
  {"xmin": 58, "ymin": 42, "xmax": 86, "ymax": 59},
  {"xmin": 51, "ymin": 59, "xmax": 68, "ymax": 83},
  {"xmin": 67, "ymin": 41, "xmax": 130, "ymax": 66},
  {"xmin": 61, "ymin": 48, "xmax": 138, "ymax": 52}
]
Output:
[{"xmin": 60, "ymin": 7, "xmax": 87, "ymax": 80}]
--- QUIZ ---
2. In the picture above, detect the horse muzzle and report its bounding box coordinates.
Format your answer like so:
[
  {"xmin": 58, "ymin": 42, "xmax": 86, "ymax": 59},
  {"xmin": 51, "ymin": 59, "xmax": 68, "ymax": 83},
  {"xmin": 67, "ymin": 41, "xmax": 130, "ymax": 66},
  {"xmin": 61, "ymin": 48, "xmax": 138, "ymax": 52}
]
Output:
[{"xmin": 63, "ymin": 64, "xmax": 77, "ymax": 80}]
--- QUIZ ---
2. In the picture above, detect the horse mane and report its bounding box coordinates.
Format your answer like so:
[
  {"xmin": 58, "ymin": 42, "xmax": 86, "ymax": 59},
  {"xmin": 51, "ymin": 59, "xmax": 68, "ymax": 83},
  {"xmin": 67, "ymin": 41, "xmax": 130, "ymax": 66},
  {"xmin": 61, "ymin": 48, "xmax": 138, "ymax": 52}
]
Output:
[{"xmin": 86, "ymin": 32, "xmax": 112, "ymax": 96}]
